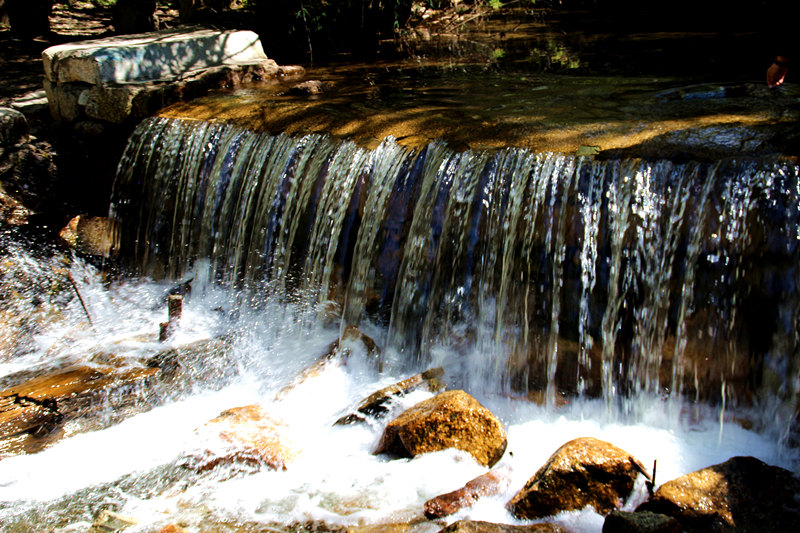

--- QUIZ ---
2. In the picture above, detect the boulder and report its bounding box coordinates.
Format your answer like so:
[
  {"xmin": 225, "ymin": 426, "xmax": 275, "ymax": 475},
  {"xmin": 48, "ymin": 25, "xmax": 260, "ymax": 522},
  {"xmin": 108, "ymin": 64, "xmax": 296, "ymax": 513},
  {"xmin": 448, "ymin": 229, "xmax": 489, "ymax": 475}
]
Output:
[
  {"xmin": 424, "ymin": 466, "xmax": 512, "ymax": 519},
  {"xmin": 438, "ymin": 521, "xmax": 569, "ymax": 533},
  {"xmin": 602, "ymin": 510, "xmax": 681, "ymax": 533},
  {"xmin": 197, "ymin": 404, "xmax": 297, "ymax": 472},
  {"xmin": 374, "ymin": 389, "xmax": 507, "ymax": 468},
  {"xmin": 636, "ymin": 456, "xmax": 800, "ymax": 532},
  {"xmin": 507, "ymin": 437, "xmax": 647, "ymax": 519}
]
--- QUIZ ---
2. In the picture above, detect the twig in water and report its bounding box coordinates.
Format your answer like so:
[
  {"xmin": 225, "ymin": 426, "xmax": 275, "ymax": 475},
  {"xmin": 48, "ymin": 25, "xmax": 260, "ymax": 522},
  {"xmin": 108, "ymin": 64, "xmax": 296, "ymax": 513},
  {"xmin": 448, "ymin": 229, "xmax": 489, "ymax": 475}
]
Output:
[{"xmin": 66, "ymin": 272, "xmax": 94, "ymax": 327}]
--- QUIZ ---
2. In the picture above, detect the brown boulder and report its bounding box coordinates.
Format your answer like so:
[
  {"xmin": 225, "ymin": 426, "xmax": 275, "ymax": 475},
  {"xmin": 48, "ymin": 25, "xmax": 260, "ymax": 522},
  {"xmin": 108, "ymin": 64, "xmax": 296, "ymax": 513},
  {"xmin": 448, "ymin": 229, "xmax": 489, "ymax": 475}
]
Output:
[
  {"xmin": 636, "ymin": 455, "xmax": 800, "ymax": 532},
  {"xmin": 373, "ymin": 389, "xmax": 507, "ymax": 468},
  {"xmin": 602, "ymin": 510, "xmax": 681, "ymax": 533},
  {"xmin": 507, "ymin": 437, "xmax": 647, "ymax": 519},
  {"xmin": 198, "ymin": 404, "xmax": 296, "ymax": 472},
  {"xmin": 438, "ymin": 520, "xmax": 569, "ymax": 533}
]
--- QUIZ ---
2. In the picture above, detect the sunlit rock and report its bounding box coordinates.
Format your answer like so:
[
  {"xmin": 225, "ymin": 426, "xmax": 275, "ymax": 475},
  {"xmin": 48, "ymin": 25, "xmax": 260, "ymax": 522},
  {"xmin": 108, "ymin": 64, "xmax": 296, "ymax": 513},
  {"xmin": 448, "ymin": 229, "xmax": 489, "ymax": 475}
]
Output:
[
  {"xmin": 507, "ymin": 437, "xmax": 648, "ymax": 519},
  {"xmin": 42, "ymin": 29, "xmax": 270, "ymax": 85},
  {"xmin": 374, "ymin": 389, "xmax": 507, "ymax": 467},
  {"xmin": 602, "ymin": 510, "xmax": 681, "ymax": 533},
  {"xmin": 197, "ymin": 404, "xmax": 297, "ymax": 472},
  {"xmin": 636, "ymin": 456, "xmax": 800, "ymax": 532},
  {"xmin": 424, "ymin": 466, "xmax": 512, "ymax": 518},
  {"xmin": 158, "ymin": 526, "xmax": 188, "ymax": 533},
  {"xmin": 59, "ymin": 215, "xmax": 119, "ymax": 257},
  {"xmin": 438, "ymin": 520, "xmax": 569, "ymax": 533},
  {"xmin": 0, "ymin": 365, "xmax": 159, "ymax": 455},
  {"xmin": 158, "ymin": 525, "xmax": 188, "ymax": 533},
  {"xmin": 41, "ymin": 28, "xmax": 281, "ymax": 125}
]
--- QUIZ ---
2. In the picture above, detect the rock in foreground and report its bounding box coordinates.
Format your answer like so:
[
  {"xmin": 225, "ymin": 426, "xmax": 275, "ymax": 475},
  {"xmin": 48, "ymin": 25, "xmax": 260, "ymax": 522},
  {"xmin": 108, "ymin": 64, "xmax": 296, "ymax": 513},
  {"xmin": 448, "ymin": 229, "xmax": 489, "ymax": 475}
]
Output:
[
  {"xmin": 374, "ymin": 389, "xmax": 507, "ymax": 467},
  {"xmin": 424, "ymin": 466, "xmax": 511, "ymax": 518},
  {"xmin": 507, "ymin": 437, "xmax": 647, "ymax": 519},
  {"xmin": 636, "ymin": 455, "xmax": 800, "ymax": 532},
  {"xmin": 439, "ymin": 520, "xmax": 568, "ymax": 533},
  {"xmin": 602, "ymin": 510, "xmax": 681, "ymax": 533}
]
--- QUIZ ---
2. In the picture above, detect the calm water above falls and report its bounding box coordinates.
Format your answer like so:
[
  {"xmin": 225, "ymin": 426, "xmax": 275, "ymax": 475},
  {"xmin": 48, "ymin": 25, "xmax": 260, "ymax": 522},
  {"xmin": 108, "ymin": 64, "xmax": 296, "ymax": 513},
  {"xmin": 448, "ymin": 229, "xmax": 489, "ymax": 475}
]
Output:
[{"xmin": 2, "ymin": 111, "xmax": 800, "ymax": 531}]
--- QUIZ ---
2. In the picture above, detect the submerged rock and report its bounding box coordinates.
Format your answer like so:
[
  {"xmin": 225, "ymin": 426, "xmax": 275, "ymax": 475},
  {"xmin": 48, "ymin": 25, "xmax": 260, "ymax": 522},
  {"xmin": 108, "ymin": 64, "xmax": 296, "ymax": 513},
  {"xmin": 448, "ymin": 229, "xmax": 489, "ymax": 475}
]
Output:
[
  {"xmin": 335, "ymin": 366, "xmax": 444, "ymax": 425},
  {"xmin": 438, "ymin": 520, "xmax": 568, "ymax": 533},
  {"xmin": 602, "ymin": 510, "xmax": 681, "ymax": 533},
  {"xmin": 507, "ymin": 437, "xmax": 647, "ymax": 519},
  {"xmin": 196, "ymin": 404, "xmax": 297, "ymax": 472},
  {"xmin": 88, "ymin": 509, "xmax": 138, "ymax": 532},
  {"xmin": 276, "ymin": 325, "xmax": 380, "ymax": 400},
  {"xmin": 636, "ymin": 455, "xmax": 800, "ymax": 532},
  {"xmin": 374, "ymin": 389, "xmax": 507, "ymax": 467},
  {"xmin": 424, "ymin": 466, "xmax": 512, "ymax": 518},
  {"xmin": 288, "ymin": 80, "xmax": 335, "ymax": 96}
]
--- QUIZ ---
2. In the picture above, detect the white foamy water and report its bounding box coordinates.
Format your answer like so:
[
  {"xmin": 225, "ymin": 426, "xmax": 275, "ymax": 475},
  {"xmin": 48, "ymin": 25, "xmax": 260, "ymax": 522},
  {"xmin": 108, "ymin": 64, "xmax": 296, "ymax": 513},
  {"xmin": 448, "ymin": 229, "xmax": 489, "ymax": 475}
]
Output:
[{"xmin": 1, "ymin": 251, "xmax": 798, "ymax": 533}]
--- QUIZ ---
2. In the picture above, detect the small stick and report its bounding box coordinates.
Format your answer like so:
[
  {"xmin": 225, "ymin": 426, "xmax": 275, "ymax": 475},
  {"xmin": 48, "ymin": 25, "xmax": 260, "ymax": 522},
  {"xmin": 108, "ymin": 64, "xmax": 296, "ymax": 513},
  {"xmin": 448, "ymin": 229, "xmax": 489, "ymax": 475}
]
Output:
[
  {"xmin": 66, "ymin": 272, "xmax": 94, "ymax": 326},
  {"xmin": 160, "ymin": 295, "xmax": 183, "ymax": 342},
  {"xmin": 646, "ymin": 459, "xmax": 658, "ymax": 498}
]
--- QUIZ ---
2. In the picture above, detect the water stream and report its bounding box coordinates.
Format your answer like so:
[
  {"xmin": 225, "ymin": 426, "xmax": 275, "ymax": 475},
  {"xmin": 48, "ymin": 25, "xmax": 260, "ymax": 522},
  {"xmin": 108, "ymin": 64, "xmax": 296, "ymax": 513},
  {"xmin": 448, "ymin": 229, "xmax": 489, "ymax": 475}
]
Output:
[{"xmin": 2, "ymin": 114, "xmax": 800, "ymax": 532}]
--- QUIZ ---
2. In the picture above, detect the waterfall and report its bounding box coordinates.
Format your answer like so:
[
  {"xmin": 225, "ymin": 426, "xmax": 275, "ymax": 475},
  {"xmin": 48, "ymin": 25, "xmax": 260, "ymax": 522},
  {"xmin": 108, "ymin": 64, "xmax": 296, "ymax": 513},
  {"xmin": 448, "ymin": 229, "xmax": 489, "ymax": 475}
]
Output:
[{"xmin": 110, "ymin": 116, "xmax": 800, "ymax": 413}]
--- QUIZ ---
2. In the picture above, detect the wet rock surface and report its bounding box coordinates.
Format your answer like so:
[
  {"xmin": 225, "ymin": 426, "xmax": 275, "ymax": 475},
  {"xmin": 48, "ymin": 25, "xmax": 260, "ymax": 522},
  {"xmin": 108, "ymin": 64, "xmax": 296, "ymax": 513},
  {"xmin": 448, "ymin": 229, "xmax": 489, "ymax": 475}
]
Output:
[
  {"xmin": 602, "ymin": 510, "xmax": 681, "ymax": 533},
  {"xmin": 335, "ymin": 366, "xmax": 444, "ymax": 425},
  {"xmin": 424, "ymin": 466, "xmax": 512, "ymax": 519},
  {"xmin": 636, "ymin": 456, "xmax": 800, "ymax": 532},
  {"xmin": 438, "ymin": 520, "xmax": 569, "ymax": 533},
  {"xmin": 195, "ymin": 404, "xmax": 297, "ymax": 472},
  {"xmin": 0, "ymin": 364, "xmax": 159, "ymax": 454},
  {"xmin": 507, "ymin": 437, "xmax": 647, "ymax": 519},
  {"xmin": 374, "ymin": 389, "xmax": 507, "ymax": 467}
]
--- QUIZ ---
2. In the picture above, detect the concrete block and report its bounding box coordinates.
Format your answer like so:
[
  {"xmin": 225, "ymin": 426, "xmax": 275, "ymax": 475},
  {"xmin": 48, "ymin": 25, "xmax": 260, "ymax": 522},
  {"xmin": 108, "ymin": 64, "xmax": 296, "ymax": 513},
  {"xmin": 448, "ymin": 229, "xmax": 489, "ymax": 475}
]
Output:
[{"xmin": 42, "ymin": 28, "xmax": 269, "ymax": 85}]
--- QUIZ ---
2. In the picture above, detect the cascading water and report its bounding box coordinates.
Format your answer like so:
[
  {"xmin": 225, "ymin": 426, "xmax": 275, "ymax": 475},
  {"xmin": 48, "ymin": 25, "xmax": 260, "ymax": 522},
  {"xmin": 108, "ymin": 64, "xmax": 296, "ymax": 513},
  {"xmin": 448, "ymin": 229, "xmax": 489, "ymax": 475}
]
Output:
[
  {"xmin": 112, "ymin": 116, "xmax": 800, "ymax": 415},
  {"xmin": 2, "ymin": 115, "xmax": 800, "ymax": 532}
]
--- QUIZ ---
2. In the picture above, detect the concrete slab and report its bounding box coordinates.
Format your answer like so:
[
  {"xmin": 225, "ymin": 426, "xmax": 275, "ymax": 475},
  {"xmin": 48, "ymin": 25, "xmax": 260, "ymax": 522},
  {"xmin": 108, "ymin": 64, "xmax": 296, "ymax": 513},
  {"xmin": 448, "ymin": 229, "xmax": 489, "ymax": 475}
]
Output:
[{"xmin": 42, "ymin": 28, "xmax": 269, "ymax": 85}]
